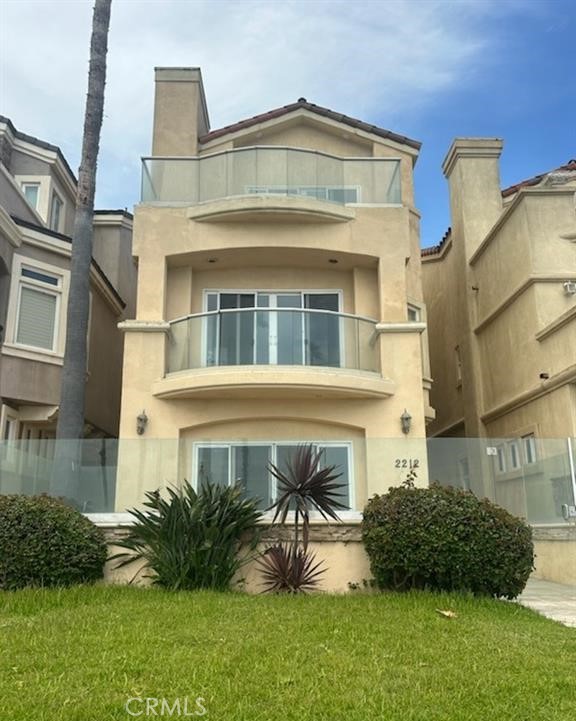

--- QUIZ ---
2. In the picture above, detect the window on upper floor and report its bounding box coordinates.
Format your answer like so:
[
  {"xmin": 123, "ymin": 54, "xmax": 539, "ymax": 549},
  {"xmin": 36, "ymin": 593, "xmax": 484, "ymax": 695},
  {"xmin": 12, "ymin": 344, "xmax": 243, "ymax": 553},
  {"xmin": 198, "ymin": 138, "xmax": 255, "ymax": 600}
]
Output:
[
  {"xmin": 4, "ymin": 255, "xmax": 69, "ymax": 358},
  {"xmin": 49, "ymin": 191, "xmax": 64, "ymax": 232},
  {"xmin": 407, "ymin": 304, "xmax": 420, "ymax": 322},
  {"xmin": 21, "ymin": 182, "xmax": 40, "ymax": 210}
]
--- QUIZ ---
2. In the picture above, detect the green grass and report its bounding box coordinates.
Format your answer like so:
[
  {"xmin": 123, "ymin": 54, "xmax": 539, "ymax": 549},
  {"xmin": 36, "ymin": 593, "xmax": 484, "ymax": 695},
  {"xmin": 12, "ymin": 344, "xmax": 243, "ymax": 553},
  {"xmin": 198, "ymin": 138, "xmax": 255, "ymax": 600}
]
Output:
[{"xmin": 0, "ymin": 586, "xmax": 575, "ymax": 721}]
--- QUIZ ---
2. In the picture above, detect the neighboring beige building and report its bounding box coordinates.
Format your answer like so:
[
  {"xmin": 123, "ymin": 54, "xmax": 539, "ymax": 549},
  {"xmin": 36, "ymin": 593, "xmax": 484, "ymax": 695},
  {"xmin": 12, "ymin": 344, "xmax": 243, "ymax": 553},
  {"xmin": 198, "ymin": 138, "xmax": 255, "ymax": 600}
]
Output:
[
  {"xmin": 422, "ymin": 142, "xmax": 576, "ymax": 441},
  {"xmin": 0, "ymin": 115, "xmax": 137, "ymax": 446},
  {"xmin": 116, "ymin": 67, "xmax": 434, "ymax": 519},
  {"xmin": 422, "ymin": 142, "xmax": 576, "ymax": 584}
]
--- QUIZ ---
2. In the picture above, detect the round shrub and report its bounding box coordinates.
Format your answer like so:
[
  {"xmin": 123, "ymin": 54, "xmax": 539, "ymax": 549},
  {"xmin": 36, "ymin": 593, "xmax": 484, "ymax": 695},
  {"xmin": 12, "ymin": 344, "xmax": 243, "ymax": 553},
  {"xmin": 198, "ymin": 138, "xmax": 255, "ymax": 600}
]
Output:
[
  {"xmin": 362, "ymin": 483, "xmax": 534, "ymax": 599},
  {"xmin": 0, "ymin": 494, "xmax": 107, "ymax": 590}
]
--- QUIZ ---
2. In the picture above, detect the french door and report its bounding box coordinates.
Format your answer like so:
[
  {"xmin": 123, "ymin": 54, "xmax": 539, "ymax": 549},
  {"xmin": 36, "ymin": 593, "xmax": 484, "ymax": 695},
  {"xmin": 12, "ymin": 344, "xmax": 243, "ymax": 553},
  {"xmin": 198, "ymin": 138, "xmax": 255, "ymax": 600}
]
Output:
[{"xmin": 204, "ymin": 291, "xmax": 341, "ymax": 367}]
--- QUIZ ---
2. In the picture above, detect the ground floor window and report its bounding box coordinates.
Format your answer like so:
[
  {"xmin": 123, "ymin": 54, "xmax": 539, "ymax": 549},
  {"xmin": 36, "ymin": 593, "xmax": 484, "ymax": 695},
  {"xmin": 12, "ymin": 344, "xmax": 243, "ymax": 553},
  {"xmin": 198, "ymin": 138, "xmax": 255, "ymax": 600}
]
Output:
[{"xmin": 194, "ymin": 442, "xmax": 352, "ymax": 510}]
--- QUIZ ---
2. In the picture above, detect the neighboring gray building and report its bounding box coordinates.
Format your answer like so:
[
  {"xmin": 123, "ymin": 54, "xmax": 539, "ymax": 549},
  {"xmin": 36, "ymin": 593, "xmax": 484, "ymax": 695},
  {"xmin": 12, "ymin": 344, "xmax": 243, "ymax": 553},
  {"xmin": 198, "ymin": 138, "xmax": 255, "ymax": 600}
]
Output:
[{"xmin": 0, "ymin": 116, "xmax": 137, "ymax": 444}]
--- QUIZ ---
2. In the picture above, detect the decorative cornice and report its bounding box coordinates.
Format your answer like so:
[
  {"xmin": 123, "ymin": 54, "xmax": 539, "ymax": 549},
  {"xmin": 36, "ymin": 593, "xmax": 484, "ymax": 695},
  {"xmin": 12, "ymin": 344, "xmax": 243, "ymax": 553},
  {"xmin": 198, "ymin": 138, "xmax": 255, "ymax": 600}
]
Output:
[
  {"xmin": 442, "ymin": 138, "xmax": 503, "ymax": 179},
  {"xmin": 535, "ymin": 303, "xmax": 576, "ymax": 342},
  {"xmin": 118, "ymin": 320, "xmax": 170, "ymax": 333},
  {"xmin": 481, "ymin": 364, "xmax": 576, "ymax": 423},
  {"xmin": 474, "ymin": 274, "xmax": 575, "ymax": 334},
  {"xmin": 375, "ymin": 322, "xmax": 427, "ymax": 334},
  {"xmin": 0, "ymin": 207, "xmax": 22, "ymax": 248}
]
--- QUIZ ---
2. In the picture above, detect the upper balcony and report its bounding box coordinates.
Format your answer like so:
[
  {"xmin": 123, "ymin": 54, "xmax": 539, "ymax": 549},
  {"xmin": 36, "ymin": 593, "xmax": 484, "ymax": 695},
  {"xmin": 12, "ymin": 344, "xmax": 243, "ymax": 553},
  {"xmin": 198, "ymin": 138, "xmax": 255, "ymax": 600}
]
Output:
[
  {"xmin": 141, "ymin": 147, "xmax": 402, "ymax": 221},
  {"xmin": 152, "ymin": 307, "xmax": 396, "ymax": 400}
]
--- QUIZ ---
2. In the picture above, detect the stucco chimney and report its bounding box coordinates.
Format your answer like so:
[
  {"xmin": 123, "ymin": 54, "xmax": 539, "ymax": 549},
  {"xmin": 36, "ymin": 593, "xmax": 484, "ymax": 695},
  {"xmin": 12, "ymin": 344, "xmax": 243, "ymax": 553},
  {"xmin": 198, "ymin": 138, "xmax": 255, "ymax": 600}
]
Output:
[
  {"xmin": 442, "ymin": 138, "xmax": 503, "ymax": 259},
  {"xmin": 152, "ymin": 67, "xmax": 210, "ymax": 156}
]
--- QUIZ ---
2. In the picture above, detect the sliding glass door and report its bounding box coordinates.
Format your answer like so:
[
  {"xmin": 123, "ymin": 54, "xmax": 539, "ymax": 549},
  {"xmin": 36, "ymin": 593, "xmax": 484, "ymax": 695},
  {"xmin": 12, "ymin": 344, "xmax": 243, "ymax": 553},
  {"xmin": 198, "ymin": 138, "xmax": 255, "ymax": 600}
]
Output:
[{"xmin": 205, "ymin": 291, "xmax": 340, "ymax": 367}]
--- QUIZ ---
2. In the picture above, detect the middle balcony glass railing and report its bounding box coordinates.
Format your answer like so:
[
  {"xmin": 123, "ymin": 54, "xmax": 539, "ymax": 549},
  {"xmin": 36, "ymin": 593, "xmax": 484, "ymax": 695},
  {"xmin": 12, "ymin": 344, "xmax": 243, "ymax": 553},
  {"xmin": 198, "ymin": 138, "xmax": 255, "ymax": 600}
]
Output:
[{"xmin": 167, "ymin": 308, "xmax": 380, "ymax": 374}]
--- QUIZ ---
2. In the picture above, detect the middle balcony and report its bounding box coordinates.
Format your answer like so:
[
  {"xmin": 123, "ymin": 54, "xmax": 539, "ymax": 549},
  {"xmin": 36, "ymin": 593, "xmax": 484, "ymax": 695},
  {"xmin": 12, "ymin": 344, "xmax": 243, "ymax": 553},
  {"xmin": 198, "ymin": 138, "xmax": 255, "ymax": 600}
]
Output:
[{"xmin": 153, "ymin": 301, "xmax": 396, "ymax": 400}]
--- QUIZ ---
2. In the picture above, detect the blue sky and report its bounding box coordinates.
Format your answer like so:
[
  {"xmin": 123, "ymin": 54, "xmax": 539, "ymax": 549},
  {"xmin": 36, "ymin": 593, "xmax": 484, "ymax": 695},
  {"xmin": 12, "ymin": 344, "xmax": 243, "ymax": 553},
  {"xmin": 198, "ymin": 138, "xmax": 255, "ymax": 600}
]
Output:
[{"xmin": 1, "ymin": 0, "xmax": 574, "ymax": 248}]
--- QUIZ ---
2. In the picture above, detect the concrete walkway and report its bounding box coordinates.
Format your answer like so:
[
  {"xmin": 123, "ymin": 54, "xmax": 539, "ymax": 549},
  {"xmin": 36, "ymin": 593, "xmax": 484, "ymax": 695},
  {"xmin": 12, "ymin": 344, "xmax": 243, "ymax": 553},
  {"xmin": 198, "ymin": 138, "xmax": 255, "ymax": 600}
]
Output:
[{"xmin": 517, "ymin": 578, "xmax": 576, "ymax": 627}]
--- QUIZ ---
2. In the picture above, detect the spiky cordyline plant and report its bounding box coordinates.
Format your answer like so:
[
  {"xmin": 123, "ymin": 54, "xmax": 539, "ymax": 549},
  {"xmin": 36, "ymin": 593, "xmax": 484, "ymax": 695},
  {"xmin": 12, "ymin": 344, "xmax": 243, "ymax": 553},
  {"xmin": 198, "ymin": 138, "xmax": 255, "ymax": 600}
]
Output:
[{"xmin": 259, "ymin": 444, "xmax": 347, "ymax": 593}]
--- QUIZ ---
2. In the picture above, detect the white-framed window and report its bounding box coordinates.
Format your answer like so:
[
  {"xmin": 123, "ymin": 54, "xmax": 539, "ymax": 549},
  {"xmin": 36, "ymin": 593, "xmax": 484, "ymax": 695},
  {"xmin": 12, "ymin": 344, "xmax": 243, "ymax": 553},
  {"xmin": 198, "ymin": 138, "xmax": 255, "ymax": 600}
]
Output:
[
  {"xmin": 21, "ymin": 182, "xmax": 40, "ymax": 210},
  {"xmin": 0, "ymin": 404, "xmax": 19, "ymax": 465},
  {"xmin": 193, "ymin": 441, "xmax": 353, "ymax": 511},
  {"xmin": 4, "ymin": 254, "xmax": 69, "ymax": 358},
  {"xmin": 49, "ymin": 190, "xmax": 64, "ymax": 232},
  {"xmin": 522, "ymin": 434, "xmax": 537, "ymax": 465},
  {"xmin": 507, "ymin": 440, "xmax": 521, "ymax": 470},
  {"xmin": 407, "ymin": 304, "xmax": 421, "ymax": 322},
  {"xmin": 495, "ymin": 444, "xmax": 506, "ymax": 474}
]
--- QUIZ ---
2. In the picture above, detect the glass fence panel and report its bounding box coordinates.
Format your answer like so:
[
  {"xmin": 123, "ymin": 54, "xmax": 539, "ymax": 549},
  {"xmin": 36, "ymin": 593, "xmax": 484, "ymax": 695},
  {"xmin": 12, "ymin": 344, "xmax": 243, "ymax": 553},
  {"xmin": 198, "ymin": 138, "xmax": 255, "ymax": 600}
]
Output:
[
  {"xmin": 2, "ymin": 438, "xmax": 574, "ymax": 521},
  {"xmin": 141, "ymin": 151, "xmax": 401, "ymax": 205},
  {"xmin": 166, "ymin": 309, "xmax": 380, "ymax": 373}
]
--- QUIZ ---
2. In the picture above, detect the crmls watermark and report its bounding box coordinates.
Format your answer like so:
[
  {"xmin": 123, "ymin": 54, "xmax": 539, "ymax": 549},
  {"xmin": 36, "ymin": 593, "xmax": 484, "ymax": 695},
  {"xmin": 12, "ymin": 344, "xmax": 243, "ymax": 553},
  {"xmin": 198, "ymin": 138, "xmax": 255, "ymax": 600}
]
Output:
[{"xmin": 125, "ymin": 697, "xmax": 207, "ymax": 717}]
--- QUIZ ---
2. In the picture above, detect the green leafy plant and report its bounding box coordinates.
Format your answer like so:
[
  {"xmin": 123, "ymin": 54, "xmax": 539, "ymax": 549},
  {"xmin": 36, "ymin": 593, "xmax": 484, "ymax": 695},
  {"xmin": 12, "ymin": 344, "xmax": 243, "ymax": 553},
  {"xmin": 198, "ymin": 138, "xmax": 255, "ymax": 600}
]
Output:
[
  {"xmin": 362, "ymin": 483, "xmax": 534, "ymax": 599},
  {"xmin": 259, "ymin": 444, "xmax": 347, "ymax": 593},
  {"xmin": 0, "ymin": 494, "xmax": 107, "ymax": 590},
  {"xmin": 111, "ymin": 481, "xmax": 262, "ymax": 591}
]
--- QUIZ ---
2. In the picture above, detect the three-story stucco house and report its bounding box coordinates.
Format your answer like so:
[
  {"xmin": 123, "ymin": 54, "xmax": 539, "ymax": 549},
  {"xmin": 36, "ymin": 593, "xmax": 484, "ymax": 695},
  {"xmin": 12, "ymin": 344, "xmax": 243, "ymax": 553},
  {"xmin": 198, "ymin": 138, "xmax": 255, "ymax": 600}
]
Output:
[
  {"xmin": 116, "ymin": 67, "xmax": 433, "ymax": 545},
  {"xmin": 0, "ymin": 116, "xmax": 137, "ymax": 505}
]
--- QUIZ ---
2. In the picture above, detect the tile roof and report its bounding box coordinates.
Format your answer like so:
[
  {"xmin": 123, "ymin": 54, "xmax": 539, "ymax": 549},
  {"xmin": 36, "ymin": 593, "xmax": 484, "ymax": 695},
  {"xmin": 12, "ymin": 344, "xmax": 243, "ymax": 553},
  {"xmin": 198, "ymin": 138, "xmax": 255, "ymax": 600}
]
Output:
[
  {"xmin": 501, "ymin": 159, "xmax": 576, "ymax": 197},
  {"xmin": 423, "ymin": 158, "xmax": 576, "ymax": 258},
  {"xmin": 199, "ymin": 99, "xmax": 421, "ymax": 150},
  {"xmin": 421, "ymin": 228, "xmax": 451, "ymax": 257}
]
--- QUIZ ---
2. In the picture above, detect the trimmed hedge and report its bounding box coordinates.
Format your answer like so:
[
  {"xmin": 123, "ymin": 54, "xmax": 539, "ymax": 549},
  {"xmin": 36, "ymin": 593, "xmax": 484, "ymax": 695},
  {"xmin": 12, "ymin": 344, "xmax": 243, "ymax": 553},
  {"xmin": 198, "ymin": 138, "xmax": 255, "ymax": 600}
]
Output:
[
  {"xmin": 0, "ymin": 495, "xmax": 107, "ymax": 590},
  {"xmin": 362, "ymin": 483, "xmax": 534, "ymax": 599}
]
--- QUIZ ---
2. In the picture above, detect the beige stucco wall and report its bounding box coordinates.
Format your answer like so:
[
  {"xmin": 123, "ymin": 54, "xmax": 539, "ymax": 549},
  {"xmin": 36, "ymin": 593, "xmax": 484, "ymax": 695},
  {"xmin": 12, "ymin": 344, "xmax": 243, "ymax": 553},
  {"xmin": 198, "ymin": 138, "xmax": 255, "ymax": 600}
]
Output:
[
  {"xmin": 104, "ymin": 523, "xmax": 372, "ymax": 593},
  {"xmin": 423, "ymin": 140, "xmax": 576, "ymax": 440}
]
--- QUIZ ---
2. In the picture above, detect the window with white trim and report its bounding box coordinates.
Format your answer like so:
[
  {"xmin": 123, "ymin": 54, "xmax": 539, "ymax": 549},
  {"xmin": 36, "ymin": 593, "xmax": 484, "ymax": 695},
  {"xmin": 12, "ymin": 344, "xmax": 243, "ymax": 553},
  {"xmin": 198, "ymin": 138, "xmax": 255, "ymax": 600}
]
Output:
[
  {"xmin": 21, "ymin": 182, "xmax": 40, "ymax": 210},
  {"xmin": 194, "ymin": 442, "xmax": 352, "ymax": 511},
  {"xmin": 495, "ymin": 444, "xmax": 506, "ymax": 474},
  {"xmin": 5, "ymin": 256, "xmax": 69, "ymax": 357},
  {"xmin": 49, "ymin": 190, "xmax": 64, "ymax": 232},
  {"xmin": 507, "ymin": 440, "xmax": 521, "ymax": 471},
  {"xmin": 522, "ymin": 434, "xmax": 537, "ymax": 464},
  {"xmin": 15, "ymin": 265, "xmax": 62, "ymax": 351}
]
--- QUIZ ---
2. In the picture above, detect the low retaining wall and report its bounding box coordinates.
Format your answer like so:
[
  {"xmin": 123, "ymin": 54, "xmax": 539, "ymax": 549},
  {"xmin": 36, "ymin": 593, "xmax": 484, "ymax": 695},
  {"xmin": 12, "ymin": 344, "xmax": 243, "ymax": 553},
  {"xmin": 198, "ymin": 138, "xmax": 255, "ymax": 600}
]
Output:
[
  {"xmin": 532, "ymin": 526, "xmax": 576, "ymax": 586},
  {"xmin": 101, "ymin": 522, "xmax": 576, "ymax": 591},
  {"xmin": 102, "ymin": 523, "xmax": 371, "ymax": 593}
]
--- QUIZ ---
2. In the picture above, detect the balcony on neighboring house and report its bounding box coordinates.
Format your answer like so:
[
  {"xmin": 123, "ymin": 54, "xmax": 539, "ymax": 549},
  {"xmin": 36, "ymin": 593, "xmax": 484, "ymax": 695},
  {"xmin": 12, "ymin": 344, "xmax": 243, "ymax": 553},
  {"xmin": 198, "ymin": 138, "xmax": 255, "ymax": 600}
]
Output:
[{"xmin": 141, "ymin": 147, "xmax": 402, "ymax": 213}]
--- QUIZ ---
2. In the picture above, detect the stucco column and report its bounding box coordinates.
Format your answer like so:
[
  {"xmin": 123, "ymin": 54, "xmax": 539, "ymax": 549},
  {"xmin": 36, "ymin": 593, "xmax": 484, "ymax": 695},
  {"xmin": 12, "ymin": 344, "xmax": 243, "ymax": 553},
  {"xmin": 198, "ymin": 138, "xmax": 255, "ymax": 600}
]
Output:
[{"xmin": 443, "ymin": 138, "xmax": 504, "ymax": 438}]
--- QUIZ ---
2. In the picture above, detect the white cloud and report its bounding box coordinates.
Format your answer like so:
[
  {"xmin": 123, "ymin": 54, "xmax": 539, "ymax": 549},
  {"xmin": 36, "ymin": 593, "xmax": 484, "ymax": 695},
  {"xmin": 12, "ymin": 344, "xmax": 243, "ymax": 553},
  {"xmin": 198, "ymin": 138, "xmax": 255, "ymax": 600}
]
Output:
[{"xmin": 0, "ymin": 0, "xmax": 526, "ymax": 209}]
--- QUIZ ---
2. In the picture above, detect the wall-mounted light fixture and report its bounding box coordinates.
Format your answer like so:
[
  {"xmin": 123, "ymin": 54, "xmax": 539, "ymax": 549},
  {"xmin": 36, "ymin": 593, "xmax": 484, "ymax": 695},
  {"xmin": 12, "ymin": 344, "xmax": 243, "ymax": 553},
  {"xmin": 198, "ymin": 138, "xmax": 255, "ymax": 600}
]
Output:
[
  {"xmin": 400, "ymin": 409, "xmax": 412, "ymax": 435},
  {"xmin": 136, "ymin": 410, "xmax": 149, "ymax": 435},
  {"xmin": 563, "ymin": 280, "xmax": 576, "ymax": 295}
]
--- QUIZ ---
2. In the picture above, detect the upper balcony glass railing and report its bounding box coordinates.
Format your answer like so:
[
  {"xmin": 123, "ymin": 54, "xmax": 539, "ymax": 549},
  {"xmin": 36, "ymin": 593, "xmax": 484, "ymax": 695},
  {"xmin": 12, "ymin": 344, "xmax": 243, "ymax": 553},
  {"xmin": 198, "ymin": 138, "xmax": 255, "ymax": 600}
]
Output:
[
  {"xmin": 167, "ymin": 308, "xmax": 380, "ymax": 374},
  {"xmin": 141, "ymin": 147, "xmax": 401, "ymax": 205}
]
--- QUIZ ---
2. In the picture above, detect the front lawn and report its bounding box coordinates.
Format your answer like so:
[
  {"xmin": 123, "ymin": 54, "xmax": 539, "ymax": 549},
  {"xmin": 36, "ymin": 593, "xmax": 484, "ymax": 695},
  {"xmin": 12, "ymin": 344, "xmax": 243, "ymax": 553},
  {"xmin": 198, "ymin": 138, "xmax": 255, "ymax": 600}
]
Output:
[{"xmin": 0, "ymin": 586, "xmax": 574, "ymax": 720}]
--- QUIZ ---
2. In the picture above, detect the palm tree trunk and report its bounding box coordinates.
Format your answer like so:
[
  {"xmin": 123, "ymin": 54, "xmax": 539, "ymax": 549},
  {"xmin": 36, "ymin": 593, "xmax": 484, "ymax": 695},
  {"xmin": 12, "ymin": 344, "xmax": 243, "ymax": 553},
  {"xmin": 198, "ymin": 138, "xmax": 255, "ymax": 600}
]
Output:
[{"xmin": 52, "ymin": 0, "xmax": 112, "ymax": 498}]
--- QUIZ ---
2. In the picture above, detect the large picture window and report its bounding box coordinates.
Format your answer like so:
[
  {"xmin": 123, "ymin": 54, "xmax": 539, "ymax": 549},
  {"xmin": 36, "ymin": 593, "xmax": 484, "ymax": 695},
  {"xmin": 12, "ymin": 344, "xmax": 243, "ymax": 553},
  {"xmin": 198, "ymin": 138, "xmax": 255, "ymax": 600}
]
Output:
[{"xmin": 194, "ymin": 442, "xmax": 352, "ymax": 511}]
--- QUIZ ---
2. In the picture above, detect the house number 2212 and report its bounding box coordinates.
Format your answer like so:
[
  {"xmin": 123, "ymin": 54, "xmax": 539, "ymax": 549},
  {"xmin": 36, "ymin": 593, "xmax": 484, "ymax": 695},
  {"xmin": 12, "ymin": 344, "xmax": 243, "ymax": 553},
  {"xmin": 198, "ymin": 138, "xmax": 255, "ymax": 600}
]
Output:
[{"xmin": 394, "ymin": 459, "xmax": 420, "ymax": 469}]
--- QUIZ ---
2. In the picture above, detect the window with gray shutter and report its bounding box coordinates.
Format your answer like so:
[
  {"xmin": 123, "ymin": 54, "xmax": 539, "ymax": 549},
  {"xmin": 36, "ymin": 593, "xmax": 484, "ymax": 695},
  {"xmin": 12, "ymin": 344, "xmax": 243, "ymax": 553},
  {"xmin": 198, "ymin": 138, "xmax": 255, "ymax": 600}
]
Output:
[{"xmin": 16, "ymin": 286, "xmax": 57, "ymax": 349}]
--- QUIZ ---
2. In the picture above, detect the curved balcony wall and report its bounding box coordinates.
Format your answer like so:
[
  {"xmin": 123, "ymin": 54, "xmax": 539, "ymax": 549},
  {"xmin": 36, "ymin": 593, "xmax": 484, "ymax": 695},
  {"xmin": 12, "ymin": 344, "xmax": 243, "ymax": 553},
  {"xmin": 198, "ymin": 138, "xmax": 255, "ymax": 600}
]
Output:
[
  {"xmin": 142, "ymin": 147, "xmax": 401, "ymax": 206},
  {"xmin": 166, "ymin": 308, "xmax": 380, "ymax": 374}
]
